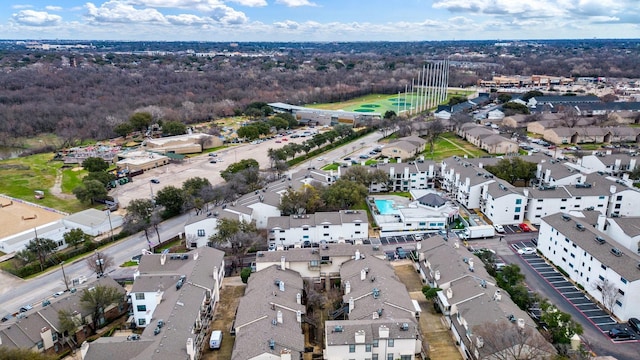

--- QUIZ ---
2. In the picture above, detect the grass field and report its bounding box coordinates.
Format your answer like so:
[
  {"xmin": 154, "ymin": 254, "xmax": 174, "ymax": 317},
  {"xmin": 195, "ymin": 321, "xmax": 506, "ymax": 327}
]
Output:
[
  {"xmin": 0, "ymin": 153, "xmax": 84, "ymax": 213},
  {"xmin": 306, "ymin": 90, "xmax": 474, "ymax": 115},
  {"xmin": 421, "ymin": 133, "xmax": 488, "ymax": 161}
]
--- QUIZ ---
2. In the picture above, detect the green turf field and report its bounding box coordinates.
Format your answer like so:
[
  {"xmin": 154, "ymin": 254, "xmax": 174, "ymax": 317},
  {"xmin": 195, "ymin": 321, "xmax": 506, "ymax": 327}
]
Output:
[{"xmin": 306, "ymin": 91, "xmax": 473, "ymax": 115}]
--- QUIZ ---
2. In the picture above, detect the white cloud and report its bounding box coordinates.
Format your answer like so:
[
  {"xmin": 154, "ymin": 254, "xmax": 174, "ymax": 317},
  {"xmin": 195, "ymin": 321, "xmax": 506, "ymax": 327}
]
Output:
[
  {"xmin": 227, "ymin": 0, "xmax": 268, "ymax": 7},
  {"xmin": 85, "ymin": 1, "xmax": 168, "ymax": 24},
  {"xmin": 273, "ymin": 20, "xmax": 299, "ymax": 29},
  {"xmin": 276, "ymin": 0, "xmax": 317, "ymax": 7},
  {"xmin": 12, "ymin": 10, "xmax": 62, "ymax": 26},
  {"xmin": 166, "ymin": 14, "xmax": 212, "ymax": 25},
  {"xmin": 12, "ymin": 4, "xmax": 33, "ymax": 9},
  {"xmin": 45, "ymin": 6, "xmax": 63, "ymax": 11}
]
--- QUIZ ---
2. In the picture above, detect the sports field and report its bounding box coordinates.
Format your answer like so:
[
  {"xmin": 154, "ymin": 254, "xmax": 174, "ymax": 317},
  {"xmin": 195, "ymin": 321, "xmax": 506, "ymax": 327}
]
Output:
[
  {"xmin": 305, "ymin": 90, "xmax": 473, "ymax": 115},
  {"xmin": 0, "ymin": 198, "xmax": 65, "ymax": 239}
]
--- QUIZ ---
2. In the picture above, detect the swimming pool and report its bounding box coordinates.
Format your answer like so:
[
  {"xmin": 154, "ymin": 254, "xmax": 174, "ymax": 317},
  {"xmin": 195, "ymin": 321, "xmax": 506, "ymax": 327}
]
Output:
[{"xmin": 375, "ymin": 199, "xmax": 399, "ymax": 215}]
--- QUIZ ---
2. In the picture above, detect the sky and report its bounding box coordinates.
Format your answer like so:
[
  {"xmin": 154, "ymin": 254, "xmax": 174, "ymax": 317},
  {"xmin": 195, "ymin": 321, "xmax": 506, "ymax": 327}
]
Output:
[{"xmin": 2, "ymin": 0, "xmax": 640, "ymax": 42}]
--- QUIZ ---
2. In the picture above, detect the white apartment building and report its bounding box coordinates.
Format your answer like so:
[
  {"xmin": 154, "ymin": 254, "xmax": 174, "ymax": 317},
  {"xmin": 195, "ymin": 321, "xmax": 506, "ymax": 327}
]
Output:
[
  {"xmin": 369, "ymin": 161, "xmax": 437, "ymax": 193},
  {"xmin": 599, "ymin": 216, "xmax": 640, "ymax": 254},
  {"xmin": 324, "ymin": 321, "xmax": 419, "ymax": 360},
  {"xmin": 607, "ymin": 185, "xmax": 640, "ymax": 217},
  {"xmin": 440, "ymin": 157, "xmax": 496, "ymax": 209},
  {"xmin": 480, "ymin": 181, "xmax": 528, "ymax": 225},
  {"xmin": 267, "ymin": 210, "xmax": 368, "ymax": 247},
  {"xmin": 538, "ymin": 213, "xmax": 640, "ymax": 321}
]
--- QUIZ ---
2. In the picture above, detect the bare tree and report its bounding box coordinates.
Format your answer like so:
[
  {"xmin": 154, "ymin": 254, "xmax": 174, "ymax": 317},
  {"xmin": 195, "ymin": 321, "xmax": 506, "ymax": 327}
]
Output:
[
  {"xmin": 472, "ymin": 321, "xmax": 555, "ymax": 360},
  {"xmin": 86, "ymin": 252, "xmax": 114, "ymax": 277},
  {"xmin": 591, "ymin": 278, "xmax": 621, "ymax": 314}
]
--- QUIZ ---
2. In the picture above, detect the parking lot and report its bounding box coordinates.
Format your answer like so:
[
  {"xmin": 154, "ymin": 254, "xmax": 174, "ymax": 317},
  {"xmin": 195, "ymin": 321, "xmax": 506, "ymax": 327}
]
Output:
[
  {"xmin": 500, "ymin": 224, "xmax": 538, "ymax": 235},
  {"xmin": 378, "ymin": 230, "xmax": 458, "ymax": 246},
  {"xmin": 511, "ymin": 240, "xmax": 638, "ymax": 342}
]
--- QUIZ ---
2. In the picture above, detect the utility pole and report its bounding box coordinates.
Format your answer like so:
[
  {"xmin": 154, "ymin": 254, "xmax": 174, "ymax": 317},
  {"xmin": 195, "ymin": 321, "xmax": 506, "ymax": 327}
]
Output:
[
  {"xmin": 106, "ymin": 209, "xmax": 114, "ymax": 242},
  {"xmin": 95, "ymin": 251, "xmax": 104, "ymax": 277},
  {"xmin": 60, "ymin": 261, "xmax": 70, "ymax": 291}
]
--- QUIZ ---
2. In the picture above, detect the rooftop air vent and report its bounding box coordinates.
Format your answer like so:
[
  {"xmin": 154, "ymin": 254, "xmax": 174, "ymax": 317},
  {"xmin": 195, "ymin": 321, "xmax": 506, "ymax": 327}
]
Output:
[
  {"xmin": 400, "ymin": 323, "xmax": 409, "ymax": 331},
  {"xmin": 637, "ymin": 263, "xmax": 640, "ymax": 271},
  {"xmin": 575, "ymin": 183, "xmax": 592, "ymax": 188},
  {"xmin": 595, "ymin": 236, "xmax": 606, "ymax": 245},
  {"xmin": 576, "ymin": 223, "xmax": 585, "ymax": 231},
  {"xmin": 611, "ymin": 248, "xmax": 623, "ymax": 257},
  {"xmin": 561, "ymin": 214, "xmax": 571, "ymax": 222},
  {"xmin": 333, "ymin": 325, "xmax": 343, "ymax": 333}
]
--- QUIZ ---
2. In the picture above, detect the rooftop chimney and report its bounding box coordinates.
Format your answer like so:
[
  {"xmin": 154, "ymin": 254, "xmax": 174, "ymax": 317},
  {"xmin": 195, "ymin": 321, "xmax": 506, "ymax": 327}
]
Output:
[
  {"xmin": 160, "ymin": 253, "xmax": 166, "ymax": 265},
  {"xmin": 355, "ymin": 330, "xmax": 366, "ymax": 344},
  {"xmin": 279, "ymin": 281, "xmax": 285, "ymax": 292},
  {"xmin": 378, "ymin": 325, "xmax": 389, "ymax": 339},
  {"xmin": 355, "ymin": 250, "xmax": 361, "ymax": 260},
  {"xmin": 349, "ymin": 297, "xmax": 354, "ymax": 314},
  {"xmin": 361, "ymin": 268, "xmax": 367, "ymax": 281},
  {"xmin": 277, "ymin": 310, "xmax": 283, "ymax": 324},
  {"xmin": 296, "ymin": 293, "xmax": 301, "ymax": 304},
  {"xmin": 296, "ymin": 310, "xmax": 301, "ymax": 323},
  {"xmin": 345, "ymin": 281, "xmax": 351, "ymax": 295},
  {"xmin": 280, "ymin": 256, "xmax": 286, "ymax": 270}
]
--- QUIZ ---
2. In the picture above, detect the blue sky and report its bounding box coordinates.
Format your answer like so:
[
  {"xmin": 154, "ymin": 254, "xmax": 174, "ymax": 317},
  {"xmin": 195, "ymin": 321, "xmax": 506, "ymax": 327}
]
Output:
[{"xmin": 2, "ymin": 0, "xmax": 639, "ymax": 41}]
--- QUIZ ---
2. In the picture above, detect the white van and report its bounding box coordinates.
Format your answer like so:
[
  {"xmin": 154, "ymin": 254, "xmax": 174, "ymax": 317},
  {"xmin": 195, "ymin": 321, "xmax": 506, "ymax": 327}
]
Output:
[{"xmin": 209, "ymin": 330, "xmax": 222, "ymax": 349}]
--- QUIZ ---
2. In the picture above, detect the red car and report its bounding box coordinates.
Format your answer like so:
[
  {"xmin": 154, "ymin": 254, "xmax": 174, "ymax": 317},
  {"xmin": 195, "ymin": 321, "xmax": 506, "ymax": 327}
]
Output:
[
  {"xmin": 282, "ymin": 138, "xmax": 288, "ymax": 141},
  {"xmin": 519, "ymin": 223, "xmax": 531, "ymax": 232}
]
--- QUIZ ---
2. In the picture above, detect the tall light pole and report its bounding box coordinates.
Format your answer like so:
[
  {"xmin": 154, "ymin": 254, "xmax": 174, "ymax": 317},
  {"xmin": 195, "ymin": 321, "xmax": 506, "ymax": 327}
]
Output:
[
  {"xmin": 60, "ymin": 261, "xmax": 70, "ymax": 291},
  {"xmin": 106, "ymin": 209, "xmax": 114, "ymax": 242}
]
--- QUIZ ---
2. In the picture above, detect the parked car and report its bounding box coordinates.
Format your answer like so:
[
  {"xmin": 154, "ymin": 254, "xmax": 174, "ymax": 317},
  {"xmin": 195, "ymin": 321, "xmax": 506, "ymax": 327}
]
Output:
[
  {"xmin": 53, "ymin": 291, "xmax": 65, "ymax": 297},
  {"xmin": 628, "ymin": 317, "xmax": 640, "ymax": 333},
  {"xmin": 19, "ymin": 305, "xmax": 33, "ymax": 313},
  {"xmin": 517, "ymin": 247, "xmax": 536, "ymax": 255},
  {"xmin": 395, "ymin": 247, "xmax": 407, "ymax": 259},
  {"xmin": 518, "ymin": 223, "xmax": 531, "ymax": 232},
  {"xmin": 494, "ymin": 224, "xmax": 505, "ymax": 233},
  {"xmin": 127, "ymin": 334, "xmax": 141, "ymax": 341},
  {"xmin": 608, "ymin": 327, "xmax": 636, "ymax": 340},
  {"xmin": 150, "ymin": 178, "xmax": 160, "ymax": 184},
  {"xmin": 176, "ymin": 275, "xmax": 186, "ymax": 290},
  {"xmin": 208, "ymin": 153, "xmax": 217, "ymax": 157},
  {"xmin": 209, "ymin": 159, "xmax": 217, "ymax": 164}
]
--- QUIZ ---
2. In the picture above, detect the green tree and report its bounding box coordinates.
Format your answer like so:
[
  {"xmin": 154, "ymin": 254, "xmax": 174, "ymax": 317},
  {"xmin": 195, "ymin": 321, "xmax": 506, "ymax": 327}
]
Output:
[
  {"xmin": 422, "ymin": 285, "xmax": 441, "ymax": 301},
  {"xmin": 236, "ymin": 125, "xmax": 260, "ymax": 140},
  {"xmin": 63, "ymin": 228, "xmax": 91, "ymax": 249},
  {"xmin": 240, "ymin": 267, "xmax": 252, "ymax": 283},
  {"xmin": 383, "ymin": 110, "xmax": 397, "ymax": 119},
  {"xmin": 221, "ymin": 159, "xmax": 259, "ymax": 181},
  {"xmin": 245, "ymin": 108, "xmax": 263, "ymax": 119},
  {"xmin": 154, "ymin": 185, "xmax": 186, "ymax": 218},
  {"xmin": 268, "ymin": 117, "xmax": 289, "ymax": 130},
  {"xmin": 539, "ymin": 300, "xmax": 583, "ymax": 344},
  {"xmin": 80, "ymin": 285, "xmax": 123, "ymax": 334},
  {"xmin": 113, "ymin": 122, "xmax": 133, "ymax": 137},
  {"xmin": 279, "ymin": 184, "xmax": 325, "ymax": 215},
  {"xmin": 82, "ymin": 157, "xmax": 110, "ymax": 173},
  {"xmin": 73, "ymin": 179, "xmax": 108, "ymax": 204},
  {"xmin": 521, "ymin": 90, "xmax": 543, "ymax": 102},
  {"xmin": 0, "ymin": 348, "xmax": 56, "ymax": 360},
  {"xmin": 57, "ymin": 309, "xmax": 80, "ymax": 348},
  {"xmin": 447, "ymin": 95, "xmax": 467, "ymax": 106},
  {"xmin": 24, "ymin": 237, "xmax": 58, "ymax": 271},
  {"xmin": 502, "ymin": 101, "xmax": 530, "ymax": 115},
  {"xmin": 322, "ymin": 179, "xmax": 367, "ymax": 210},
  {"xmin": 273, "ymin": 112, "xmax": 298, "ymax": 128},
  {"xmin": 485, "ymin": 158, "xmax": 537, "ymax": 185},
  {"xmin": 497, "ymin": 93, "xmax": 513, "ymax": 103},
  {"xmin": 129, "ymin": 112, "xmax": 153, "ymax": 132},
  {"xmin": 182, "ymin": 177, "xmax": 213, "ymax": 215},
  {"xmin": 83, "ymin": 171, "xmax": 116, "ymax": 187},
  {"xmin": 161, "ymin": 121, "xmax": 187, "ymax": 136}
]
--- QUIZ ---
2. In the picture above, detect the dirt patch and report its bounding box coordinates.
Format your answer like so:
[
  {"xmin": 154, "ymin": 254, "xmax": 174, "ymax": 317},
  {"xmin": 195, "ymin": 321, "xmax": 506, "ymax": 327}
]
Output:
[
  {"xmin": 394, "ymin": 264, "xmax": 463, "ymax": 360},
  {"xmin": 72, "ymin": 167, "xmax": 83, "ymax": 171},
  {"xmin": 0, "ymin": 198, "xmax": 65, "ymax": 239},
  {"xmin": 200, "ymin": 280, "xmax": 246, "ymax": 360}
]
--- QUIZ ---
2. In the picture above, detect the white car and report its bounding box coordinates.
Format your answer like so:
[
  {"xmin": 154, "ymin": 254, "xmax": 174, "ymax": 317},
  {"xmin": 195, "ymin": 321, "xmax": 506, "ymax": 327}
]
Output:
[
  {"xmin": 494, "ymin": 224, "xmax": 505, "ymax": 233},
  {"xmin": 517, "ymin": 247, "xmax": 536, "ymax": 255}
]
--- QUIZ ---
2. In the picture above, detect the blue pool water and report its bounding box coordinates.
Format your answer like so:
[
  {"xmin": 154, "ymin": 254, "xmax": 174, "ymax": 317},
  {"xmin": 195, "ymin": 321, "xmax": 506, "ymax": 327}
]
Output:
[{"xmin": 375, "ymin": 199, "xmax": 399, "ymax": 215}]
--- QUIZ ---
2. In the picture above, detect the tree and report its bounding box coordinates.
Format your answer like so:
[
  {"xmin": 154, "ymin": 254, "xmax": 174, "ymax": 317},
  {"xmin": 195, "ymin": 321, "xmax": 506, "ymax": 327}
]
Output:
[
  {"xmin": 629, "ymin": 165, "xmax": 640, "ymax": 180},
  {"xmin": 421, "ymin": 285, "xmax": 441, "ymax": 301},
  {"xmin": 129, "ymin": 112, "xmax": 153, "ymax": 132},
  {"xmin": 383, "ymin": 110, "xmax": 397, "ymax": 119},
  {"xmin": 539, "ymin": 299, "xmax": 583, "ymax": 345},
  {"xmin": 591, "ymin": 278, "xmax": 621, "ymax": 314},
  {"xmin": 279, "ymin": 184, "xmax": 324, "ymax": 215},
  {"xmin": 447, "ymin": 95, "xmax": 468, "ymax": 106},
  {"xmin": 123, "ymin": 198, "xmax": 154, "ymax": 248},
  {"xmin": 57, "ymin": 309, "xmax": 81, "ymax": 348},
  {"xmin": 182, "ymin": 177, "xmax": 213, "ymax": 215},
  {"xmin": 24, "ymin": 237, "xmax": 58, "ymax": 271},
  {"xmin": 221, "ymin": 159, "xmax": 259, "ymax": 181},
  {"xmin": 502, "ymin": 101, "xmax": 530, "ymax": 115},
  {"xmin": 521, "ymin": 90, "xmax": 543, "ymax": 102},
  {"xmin": 161, "ymin": 120, "xmax": 187, "ymax": 136},
  {"xmin": 322, "ymin": 179, "xmax": 367, "ymax": 210},
  {"xmin": 113, "ymin": 122, "xmax": 133, "ymax": 137},
  {"xmin": 63, "ymin": 228, "xmax": 91, "ymax": 249},
  {"xmin": 154, "ymin": 185, "xmax": 186, "ymax": 219},
  {"xmin": 80, "ymin": 285, "xmax": 123, "ymax": 333},
  {"xmin": 240, "ymin": 267, "xmax": 252, "ymax": 283},
  {"xmin": 73, "ymin": 179, "xmax": 108, "ymax": 204},
  {"xmin": 83, "ymin": 171, "xmax": 116, "ymax": 187},
  {"xmin": 82, "ymin": 157, "xmax": 110, "ymax": 172},
  {"xmin": 273, "ymin": 112, "xmax": 297, "ymax": 128},
  {"xmin": 423, "ymin": 119, "xmax": 444, "ymax": 155},
  {"xmin": 485, "ymin": 158, "xmax": 537, "ymax": 186},
  {"xmin": 472, "ymin": 321, "xmax": 555, "ymax": 360},
  {"xmin": 497, "ymin": 93, "xmax": 513, "ymax": 103},
  {"xmin": 0, "ymin": 348, "xmax": 56, "ymax": 360},
  {"xmin": 86, "ymin": 251, "xmax": 114, "ymax": 276}
]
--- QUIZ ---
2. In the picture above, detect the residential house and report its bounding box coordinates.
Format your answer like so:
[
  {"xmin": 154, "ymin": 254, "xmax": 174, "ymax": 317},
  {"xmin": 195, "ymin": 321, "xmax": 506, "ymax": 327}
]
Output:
[
  {"xmin": 538, "ymin": 213, "xmax": 640, "ymax": 321},
  {"xmin": 380, "ymin": 136, "xmax": 427, "ymax": 161},
  {"xmin": 0, "ymin": 277, "xmax": 127, "ymax": 357},
  {"xmin": 231, "ymin": 265, "xmax": 305, "ymax": 360},
  {"xmin": 479, "ymin": 135, "xmax": 518, "ymax": 154}
]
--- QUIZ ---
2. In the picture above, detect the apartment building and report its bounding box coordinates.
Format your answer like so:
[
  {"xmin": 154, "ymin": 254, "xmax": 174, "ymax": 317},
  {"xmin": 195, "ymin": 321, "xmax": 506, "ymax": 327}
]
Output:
[
  {"xmin": 369, "ymin": 160, "xmax": 437, "ymax": 193},
  {"xmin": 538, "ymin": 213, "xmax": 640, "ymax": 321}
]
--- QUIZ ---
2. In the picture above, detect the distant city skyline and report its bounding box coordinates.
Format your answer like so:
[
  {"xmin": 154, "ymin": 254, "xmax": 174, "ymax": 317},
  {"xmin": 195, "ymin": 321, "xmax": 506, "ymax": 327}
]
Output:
[{"xmin": 2, "ymin": 1, "xmax": 639, "ymax": 42}]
